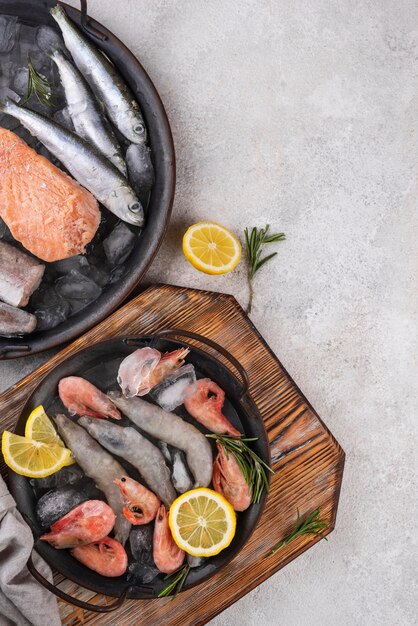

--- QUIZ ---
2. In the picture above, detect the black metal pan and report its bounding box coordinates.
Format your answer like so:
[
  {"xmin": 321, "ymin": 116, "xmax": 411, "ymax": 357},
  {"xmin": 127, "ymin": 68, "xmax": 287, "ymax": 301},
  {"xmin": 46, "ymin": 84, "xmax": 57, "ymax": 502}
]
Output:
[
  {"xmin": 8, "ymin": 330, "xmax": 270, "ymax": 612},
  {"xmin": 0, "ymin": 0, "xmax": 175, "ymax": 358}
]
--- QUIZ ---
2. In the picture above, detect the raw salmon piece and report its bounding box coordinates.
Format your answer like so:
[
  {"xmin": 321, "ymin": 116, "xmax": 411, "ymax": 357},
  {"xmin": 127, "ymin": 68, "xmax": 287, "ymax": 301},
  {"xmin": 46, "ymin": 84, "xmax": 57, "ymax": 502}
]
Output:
[{"xmin": 0, "ymin": 128, "xmax": 100, "ymax": 262}]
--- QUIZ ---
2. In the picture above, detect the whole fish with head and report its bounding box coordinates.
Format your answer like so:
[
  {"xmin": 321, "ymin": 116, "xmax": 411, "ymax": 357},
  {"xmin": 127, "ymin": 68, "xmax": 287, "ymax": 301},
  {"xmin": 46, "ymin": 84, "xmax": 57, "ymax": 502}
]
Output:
[
  {"xmin": 108, "ymin": 392, "xmax": 213, "ymax": 488},
  {"xmin": 54, "ymin": 414, "xmax": 131, "ymax": 544},
  {"xmin": 78, "ymin": 416, "xmax": 177, "ymax": 507},
  {"xmin": 51, "ymin": 4, "xmax": 147, "ymax": 144},
  {"xmin": 49, "ymin": 47, "xmax": 126, "ymax": 175},
  {"xmin": 0, "ymin": 98, "xmax": 144, "ymax": 226}
]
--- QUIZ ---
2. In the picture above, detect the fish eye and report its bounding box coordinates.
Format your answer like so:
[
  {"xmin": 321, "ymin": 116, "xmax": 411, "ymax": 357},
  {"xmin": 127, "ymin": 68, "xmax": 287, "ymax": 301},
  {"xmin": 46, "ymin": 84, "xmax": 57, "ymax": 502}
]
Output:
[
  {"xmin": 134, "ymin": 123, "xmax": 145, "ymax": 135},
  {"xmin": 129, "ymin": 202, "xmax": 141, "ymax": 213}
]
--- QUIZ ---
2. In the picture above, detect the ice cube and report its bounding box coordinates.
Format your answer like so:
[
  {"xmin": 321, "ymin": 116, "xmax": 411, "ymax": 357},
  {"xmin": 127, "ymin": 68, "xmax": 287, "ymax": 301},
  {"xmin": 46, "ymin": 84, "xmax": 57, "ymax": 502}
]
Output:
[
  {"xmin": 128, "ymin": 562, "xmax": 160, "ymax": 584},
  {"xmin": 172, "ymin": 449, "xmax": 193, "ymax": 494},
  {"xmin": 126, "ymin": 143, "xmax": 155, "ymax": 195},
  {"xmin": 149, "ymin": 364, "xmax": 197, "ymax": 412},
  {"xmin": 187, "ymin": 555, "xmax": 205, "ymax": 568},
  {"xmin": 36, "ymin": 25, "xmax": 63, "ymax": 52},
  {"xmin": 103, "ymin": 222, "xmax": 136, "ymax": 266},
  {"xmin": 0, "ymin": 86, "xmax": 19, "ymax": 102},
  {"xmin": 53, "ymin": 107, "xmax": 74, "ymax": 131},
  {"xmin": 35, "ymin": 485, "xmax": 89, "ymax": 529},
  {"xmin": 34, "ymin": 305, "xmax": 68, "ymax": 330},
  {"xmin": 12, "ymin": 67, "xmax": 29, "ymax": 95},
  {"xmin": 129, "ymin": 524, "xmax": 154, "ymax": 562},
  {"xmin": 51, "ymin": 255, "xmax": 90, "ymax": 275},
  {"xmin": 0, "ymin": 16, "xmax": 18, "ymax": 53},
  {"xmin": 30, "ymin": 465, "xmax": 84, "ymax": 495},
  {"xmin": 30, "ymin": 283, "xmax": 68, "ymax": 310},
  {"xmin": 55, "ymin": 270, "xmax": 102, "ymax": 307},
  {"xmin": 157, "ymin": 441, "xmax": 172, "ymax": 463}
]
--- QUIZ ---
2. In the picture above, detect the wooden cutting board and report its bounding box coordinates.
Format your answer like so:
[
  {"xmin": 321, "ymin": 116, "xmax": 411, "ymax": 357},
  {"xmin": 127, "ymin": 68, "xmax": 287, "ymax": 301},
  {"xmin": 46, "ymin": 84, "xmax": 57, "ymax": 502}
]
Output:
[{"xmin": 0, "ymin": 284, "xmax": 345, "ymax": 625}]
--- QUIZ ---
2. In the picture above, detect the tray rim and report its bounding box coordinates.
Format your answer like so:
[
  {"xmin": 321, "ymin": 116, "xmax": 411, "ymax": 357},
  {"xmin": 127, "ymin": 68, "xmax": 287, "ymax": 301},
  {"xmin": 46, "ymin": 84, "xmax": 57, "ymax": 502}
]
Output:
[{"xmin": 0, "ymin": 0, "xmax": 176, "ymax": 359}]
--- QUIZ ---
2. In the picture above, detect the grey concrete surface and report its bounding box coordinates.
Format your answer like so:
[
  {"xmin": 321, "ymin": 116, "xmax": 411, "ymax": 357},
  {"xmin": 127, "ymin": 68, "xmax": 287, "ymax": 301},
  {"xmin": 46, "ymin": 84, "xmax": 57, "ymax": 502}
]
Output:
[{"xmin": 1, "ymin": 1, "xmax": 417, "ymax": 624}]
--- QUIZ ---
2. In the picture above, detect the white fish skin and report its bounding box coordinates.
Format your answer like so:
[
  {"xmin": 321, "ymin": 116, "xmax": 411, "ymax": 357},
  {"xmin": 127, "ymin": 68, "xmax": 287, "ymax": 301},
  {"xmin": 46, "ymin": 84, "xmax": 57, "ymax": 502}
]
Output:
[
  {"xmin": 54, "ymin": 414, "xmax": 131, "ymax": 545},
  {"xmin": 0, "ymin": 240, "xmax": 44, "ymax": 307},
  {"xmin": 78, "ymin": 416, "xmax": 177, "ymax": 507},
  {"xmin": 50, "ymin": 47, "xmax": 127, "ymax": 176},
  {"xmin": 0, "ymin": 302, "xmax": 37, "ymax": 336},
  {"xmin": 51, "ymin": 5, "xmax": 147, "ymax": 144},
  {"xmin": 108, "ymin": 392, "xmax": 213, "ymax": 488},
  {"xmin": 0, "ymin": 98, "xmax": 144, "ymax": 227}
]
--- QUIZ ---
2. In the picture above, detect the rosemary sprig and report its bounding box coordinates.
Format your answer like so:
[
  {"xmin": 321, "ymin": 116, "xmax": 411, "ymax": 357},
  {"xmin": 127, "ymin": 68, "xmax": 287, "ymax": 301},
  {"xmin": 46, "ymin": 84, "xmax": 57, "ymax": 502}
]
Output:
[
  {"xmin": 158, "ymin": 564, "xmax": 190, "ymax": 599},
  {"xmin": 244, "ymin": 225, "xmax": 285, "ymax": 314},
  {"xmin": 269, "ymin": 508, "xmax": 328, "ymax": 556},
  {"xmin": 22, "ymin": 56, "xmax": 54, "ymax": 107},
  {"xmin": 207, "ymin": 434, "xmax": 274, "ymax": 504}
]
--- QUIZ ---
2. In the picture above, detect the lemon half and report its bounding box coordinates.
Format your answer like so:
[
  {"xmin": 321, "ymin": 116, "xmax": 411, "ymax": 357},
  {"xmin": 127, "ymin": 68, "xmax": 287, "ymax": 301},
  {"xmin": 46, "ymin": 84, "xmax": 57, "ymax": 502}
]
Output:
[
  {"xmin": 183, "ymin": 222, "xmax": 241, "ymax": 275},
  {"xmin": 169, "ymin": 488, "xmax": 236, "ymax": 557},
  {"xmin": 2, "ymin": 430, "xmax": 71, "ymax": 478}
]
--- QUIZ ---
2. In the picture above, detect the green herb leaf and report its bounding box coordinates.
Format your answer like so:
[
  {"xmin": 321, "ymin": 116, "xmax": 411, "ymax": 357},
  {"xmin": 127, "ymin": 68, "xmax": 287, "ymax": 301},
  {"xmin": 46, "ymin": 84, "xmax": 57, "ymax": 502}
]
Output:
[
  {"xmin": 207, "ymin": 434, "xmax": 274, "ymax": 504},
  {"xmin": 269, "ymin": 508, "xmax": 328, "ymax": 556},
  {"xmin": 22, "ymin": 56, "xmax": 54, "ymax": 108},
  {"xmin": 244, "ymin": 225, "xmax": 286, "ymax": 313},
  {"xmin": 158, "ymin": 564, "xmax": 190, "ymax": 599}
]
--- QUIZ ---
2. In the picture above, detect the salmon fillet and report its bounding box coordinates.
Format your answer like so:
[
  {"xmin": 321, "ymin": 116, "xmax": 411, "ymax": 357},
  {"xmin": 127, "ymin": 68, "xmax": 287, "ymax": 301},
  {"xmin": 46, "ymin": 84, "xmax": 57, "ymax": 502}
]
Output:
[{"xmin": 0, "ymin": 128, "xmax": 100, "ymax": 262}]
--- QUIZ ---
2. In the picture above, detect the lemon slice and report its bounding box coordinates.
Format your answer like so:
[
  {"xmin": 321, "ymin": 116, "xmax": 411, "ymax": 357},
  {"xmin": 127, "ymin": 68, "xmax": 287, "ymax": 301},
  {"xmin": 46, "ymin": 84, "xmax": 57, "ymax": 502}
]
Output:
[
  {"xmin": 25, "ymin": 405, "xmax": 75, "ymax": 466},
  {"xmin": 2, "ymin": 430, "xmax": 72, "ymax": 478},
  {"xmin": 182, "ymin": 222, "xmax": 242, "ymax": 275},
  {"xmin": 169, "ymin": 488, "xmax": 236, "ymax": 557}
]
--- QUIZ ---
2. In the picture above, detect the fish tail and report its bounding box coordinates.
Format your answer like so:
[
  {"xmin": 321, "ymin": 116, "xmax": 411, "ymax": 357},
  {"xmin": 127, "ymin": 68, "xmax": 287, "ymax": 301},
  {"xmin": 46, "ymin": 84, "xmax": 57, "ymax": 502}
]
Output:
[{"xmin": 50, "ymin": 4, "xmax": 66, "ymax": 20}]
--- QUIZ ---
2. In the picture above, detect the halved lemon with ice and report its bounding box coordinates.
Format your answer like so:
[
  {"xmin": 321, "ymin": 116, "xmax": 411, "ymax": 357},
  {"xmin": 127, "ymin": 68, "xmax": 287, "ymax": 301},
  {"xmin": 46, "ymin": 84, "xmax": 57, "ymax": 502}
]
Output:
[
  {"xmin": 169, "ymin": 487, "xmax": 236, "ymax": 557},
  {"xmin": 2, "ymin": 430, "xmax": 71, "ymax": 478},
  {"xmin": 25, "ymin": 405, "xmax": 75, "ymax": 466},
  {"xmin": 182, "ymin": 222, "xmax": 241, "ymax": 275}
]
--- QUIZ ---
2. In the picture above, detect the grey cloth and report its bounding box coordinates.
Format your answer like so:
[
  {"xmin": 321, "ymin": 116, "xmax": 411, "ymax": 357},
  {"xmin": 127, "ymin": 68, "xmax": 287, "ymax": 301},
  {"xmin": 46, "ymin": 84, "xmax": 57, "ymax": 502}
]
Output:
[{"xmin": 0, "ymin": 475, "xmax": 61, "ymax": 626}]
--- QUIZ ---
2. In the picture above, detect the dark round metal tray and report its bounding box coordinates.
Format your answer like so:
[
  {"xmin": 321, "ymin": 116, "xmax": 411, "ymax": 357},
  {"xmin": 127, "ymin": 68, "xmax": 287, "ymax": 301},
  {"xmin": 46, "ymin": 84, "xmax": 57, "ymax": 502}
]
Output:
[
  {"xmin": 0, "ymin": 0, "xmax": 175, "ymax": 359},
  {"xmin": 8, "ymin": 330, "xmax": 270, "ymax": 612}
]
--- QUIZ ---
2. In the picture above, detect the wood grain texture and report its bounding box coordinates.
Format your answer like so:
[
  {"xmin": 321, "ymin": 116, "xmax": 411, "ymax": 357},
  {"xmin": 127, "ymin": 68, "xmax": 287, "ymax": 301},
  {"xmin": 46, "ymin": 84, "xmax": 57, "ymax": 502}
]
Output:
[{"xmin": 0, "ymin": 284, "xmax": 345, "ymax": 625}]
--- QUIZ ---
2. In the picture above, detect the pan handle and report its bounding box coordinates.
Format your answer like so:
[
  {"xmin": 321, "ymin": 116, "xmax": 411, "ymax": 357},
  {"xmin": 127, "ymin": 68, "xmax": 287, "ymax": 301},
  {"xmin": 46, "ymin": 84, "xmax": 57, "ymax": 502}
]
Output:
[
  {"xmin": 79, "ymin": 0, "xmax": 108, "ymax": 41},
  {"xmin": 149, "ymin": 328, "xmax": 250, "ymax": 399},
  {"xmin": 27, "ymin": 554, "xmax": 128, "ymax": 613}
]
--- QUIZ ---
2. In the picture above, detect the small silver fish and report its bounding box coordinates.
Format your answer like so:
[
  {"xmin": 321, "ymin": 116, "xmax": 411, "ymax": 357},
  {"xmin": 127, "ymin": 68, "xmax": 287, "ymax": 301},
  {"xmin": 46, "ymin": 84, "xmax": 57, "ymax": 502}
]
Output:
[
  {"xmin": 49, "ymin": 47, "xmax": 127, "ymax": 176},
  {"xmin": 0, "ymin": 240, "xmax": 44, "ymax": 307},
  {"xmin": 0, "ymin": 98, "xmax": 144, "ymax": 226},
  {"xmin": 51, "ymin": 5, "xmax": 147, "ymax": 145}
]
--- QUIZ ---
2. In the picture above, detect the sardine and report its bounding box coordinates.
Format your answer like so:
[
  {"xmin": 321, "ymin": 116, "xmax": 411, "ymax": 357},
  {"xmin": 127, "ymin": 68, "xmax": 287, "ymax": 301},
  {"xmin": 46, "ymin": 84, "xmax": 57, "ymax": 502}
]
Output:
[
  {"xmin": 109, "ymin": 392, "xmax": 213, "ymax": 488},
  {"xmin": 49, "ymin": 48, "xmax": 127, "ymax": 175},
  {"xmin": 0, "ymin": 98, "xmax": 144, "ymax": 226},
  {"xmin": 54, "ymin": 414, "xmax": 131, "ymax": 545},
  {"xmin": 0, "ymin": 302, "xmax": 37, "ymax": 336},
  {"xmin": 78, "ymin": 416, "xmax": 177, "ymax": 507},
  {"xmin": 0, "ymin": 240, "xmax": 44, "ymax": 307},
  {"xmin": 51, "ymin": 5, "xmax": 147, "ymax": 144}
]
